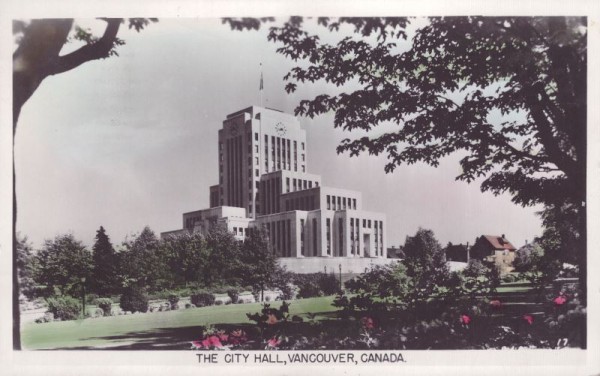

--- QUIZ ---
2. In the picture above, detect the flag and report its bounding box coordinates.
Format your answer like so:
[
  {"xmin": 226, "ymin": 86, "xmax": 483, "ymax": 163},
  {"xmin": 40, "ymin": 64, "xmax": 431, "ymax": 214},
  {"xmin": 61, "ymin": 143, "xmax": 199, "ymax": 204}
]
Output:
[{"xmin": 259, "ymin": 71, "xmax": 264, "ymax": 91}]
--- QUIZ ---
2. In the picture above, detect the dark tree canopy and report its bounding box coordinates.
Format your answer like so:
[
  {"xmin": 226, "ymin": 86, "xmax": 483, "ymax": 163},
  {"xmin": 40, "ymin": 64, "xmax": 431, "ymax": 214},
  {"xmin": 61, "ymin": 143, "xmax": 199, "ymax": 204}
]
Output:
[
  {"xmin": 402, "ymin": 228, "xmax": 449, "ymax": 288},
  {"xmin": 119, "ymin": 226, "xmax": 169, "ymax": 291},
  {"xmin": 239, "ymin": 226, "xmax": 278, "ymax": 300},
  {"xmin": 35, "ymin": 233, "xmax": 92, "ymax": 297},
  {"xmin": 160, "ymin": 231, "xmax": 208, "ymax": 286},
  {"xmin": 16, "ymin": 234, "xmax": 38, "ymax": 300},
  {"xmin": 225, "ymin": 16, "xmax": 586, "ymax": 210}
]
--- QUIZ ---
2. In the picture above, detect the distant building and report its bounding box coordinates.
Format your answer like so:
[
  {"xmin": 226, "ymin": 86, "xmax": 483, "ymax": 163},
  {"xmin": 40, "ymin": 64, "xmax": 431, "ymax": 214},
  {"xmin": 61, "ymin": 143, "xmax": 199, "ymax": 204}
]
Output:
[
  {"xmin": 470, "ymin": 234, "xmax": 517, "ymax": 274},
  {"xmin": 387, "ymin": 246, "xmax": 404, "ymax": 259},
  {"xmin": 162, "ymin": 106, "xmax": 391, "ymax": 273}
]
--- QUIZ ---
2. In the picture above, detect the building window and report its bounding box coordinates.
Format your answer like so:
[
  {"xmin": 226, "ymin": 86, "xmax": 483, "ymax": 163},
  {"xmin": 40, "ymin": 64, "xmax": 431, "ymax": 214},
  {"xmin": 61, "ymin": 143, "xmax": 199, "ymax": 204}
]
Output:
[
  {"xmin": 255, "ymin": 157, "xmax": 259, "ymax": 165},
  {"xmin": 339, "ymin": 218, "xmax": 344, "ymax": 256},
  {"xmin": 255, "ymin": 132, "xmax": 258, "ymax": 141},
  {"xmin": 286, "ymin": 177, "xmax": 290, "ymax": 193},
  {"xmin": 312, "ymin": 218, "xmax": 317, "ymax": 256},
  {"xmin": 352, "ymin": 198, "xmax": 356, "ymax": 210},
  {"xmin": 343, "ymin": 197, "xmax": 347, "ymax": 209},
  {"xmin": 326, "ymin": 218, "xmax": 331, "ymax": 255},
  {"xmin": 301, "ymin": 142, "xmax": 305, "ymax": 150},
  {"xmin": 327, "ymin": 195, "xmax": 331, "ymax": 210},
  {"xmin": 300, "ymin": 218, "xmax": 305, "ymax": 256},
  {"xmin": 302, "ymin": 165, "xmax": 305, "ymax": 172},
  {"xmin": 255, "ymin": 169, "xmax": 259, "ymax": 177}
]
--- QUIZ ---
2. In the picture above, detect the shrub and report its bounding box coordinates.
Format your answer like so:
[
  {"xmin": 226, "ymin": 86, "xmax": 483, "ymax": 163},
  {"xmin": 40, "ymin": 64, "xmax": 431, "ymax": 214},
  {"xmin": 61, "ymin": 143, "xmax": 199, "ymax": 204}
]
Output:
[
  {"xmin": 95, "ymin": 298, "xmax": 113, "ymax": 316},
  {"xmin": 168, "ymin": 294, "xmax": 180, "ymax": 309},
  {"xmin": 502, "ymin": 273, "xmax": 518, "ymax": 283},
  {"xmin": 191, "ymin": 292, "xmax": 216, "ymax": 307},
  {"xmin": 35, "ymin": 312, "xmax": 54, "ymax": 323},
  {"xmin": 92, "ymin": 308, "xmax": 104, "ymax": 318},
  {"xmin": 215, "ymin": 300, "xmax": 223, "ymax": 306},
  {"xmin": 86, "ymin": 293, "xmax": 100, "ymax": 305},
  {"xmin": 46, "ymin": 296, "xmax": 81, "ymax": 321},
  {"xmin": 297, "ymin": 283, "xmax": 322, "ymax": 299},
  {"xmin": 119, "ymin": 286, "xmax": 149, "ymax": 313},
  {"xmin": 293, "ymin": 273, "xmax": 342, "ymax": 298},
  {"xmin": 463, "ymin": 259, "xmax": 488, "ymax": 278},
  {"xmin": 319, "ymin": 273, "xmax": 342, "ymax": 295},
  {"xmin": 227, "ymin": 288, "xmax": 239, "ymax": 304}
]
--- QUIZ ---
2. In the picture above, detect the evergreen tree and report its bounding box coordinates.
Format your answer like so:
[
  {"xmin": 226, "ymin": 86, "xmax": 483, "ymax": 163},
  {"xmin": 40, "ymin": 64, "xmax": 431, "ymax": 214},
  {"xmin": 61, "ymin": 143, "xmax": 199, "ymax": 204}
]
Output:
[
  {"xmin": 402, "ymin": 228, "xmax": 450, "ymax": 293},
  {"xmin": 91, "ymin": 226, "xmax": 118, "ymax": 296}
]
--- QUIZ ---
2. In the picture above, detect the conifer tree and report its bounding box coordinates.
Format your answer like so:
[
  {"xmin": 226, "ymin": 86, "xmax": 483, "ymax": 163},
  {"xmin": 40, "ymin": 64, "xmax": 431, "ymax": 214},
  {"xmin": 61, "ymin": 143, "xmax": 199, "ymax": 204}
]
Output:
[{"xmin": 91, "ymin": 226, "xmax": 119, "ymax": 296}]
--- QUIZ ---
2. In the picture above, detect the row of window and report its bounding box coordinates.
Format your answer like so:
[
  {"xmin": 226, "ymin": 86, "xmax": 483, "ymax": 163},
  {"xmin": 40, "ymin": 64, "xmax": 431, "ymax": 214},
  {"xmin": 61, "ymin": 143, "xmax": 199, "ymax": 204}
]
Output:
[
  {"xmin": 326, "ymin": 195, "xmax": 357, "ymax": 211},
  {"xmin": 285, "ymin": 195, "xmax": 317, "ymax": 212},
  {"xmin": 263, "ymin": 135, "xmax": 305, "ymax": 173},
  {"xmin": 264, "ymin": 219, "xmax": 293, "ymax": 257},
  {"xmin": 285, "ymin": 177, "xmax": 318, "ymax": 193},
  {"xmin": 232, "ymin": 226, "xmax": 247, "ymax": 236}
]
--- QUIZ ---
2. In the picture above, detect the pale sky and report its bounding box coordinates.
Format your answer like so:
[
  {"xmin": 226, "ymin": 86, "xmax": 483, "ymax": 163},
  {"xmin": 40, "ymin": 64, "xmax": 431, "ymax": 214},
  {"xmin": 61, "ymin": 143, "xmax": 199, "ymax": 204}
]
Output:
[{"xmin": 14, "ymin": 18, "xmax": 544, "ymax": 250}]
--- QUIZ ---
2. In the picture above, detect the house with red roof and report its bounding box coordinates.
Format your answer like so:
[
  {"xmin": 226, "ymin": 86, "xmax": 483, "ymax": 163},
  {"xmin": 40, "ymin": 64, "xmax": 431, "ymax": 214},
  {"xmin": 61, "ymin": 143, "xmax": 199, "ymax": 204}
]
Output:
[{"xmin": 470, "ymin": 234, "xmax": 517, "ymax": 274}]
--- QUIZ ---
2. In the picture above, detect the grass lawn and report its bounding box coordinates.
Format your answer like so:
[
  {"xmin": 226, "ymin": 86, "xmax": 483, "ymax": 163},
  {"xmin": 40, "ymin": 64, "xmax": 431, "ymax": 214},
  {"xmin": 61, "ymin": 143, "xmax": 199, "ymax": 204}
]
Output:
[{"xmin": 22, "ymin": 296, "xmax": 339, "ymax": 350}]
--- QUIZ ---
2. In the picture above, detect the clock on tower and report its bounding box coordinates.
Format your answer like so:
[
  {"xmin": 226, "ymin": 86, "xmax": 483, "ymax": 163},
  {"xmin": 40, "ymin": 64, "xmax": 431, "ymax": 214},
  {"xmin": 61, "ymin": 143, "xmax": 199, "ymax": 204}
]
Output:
[{"xmin": 275, "ymin": 122, "xmax": 287, "ymax": 136}]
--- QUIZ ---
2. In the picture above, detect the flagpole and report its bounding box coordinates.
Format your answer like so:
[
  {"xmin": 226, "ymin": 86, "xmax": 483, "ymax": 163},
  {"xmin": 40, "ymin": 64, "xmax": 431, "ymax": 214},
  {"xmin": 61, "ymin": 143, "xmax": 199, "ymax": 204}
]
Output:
[{"xmin": 259, "ymin": 63, "xmax": 264, "ymax": 108}]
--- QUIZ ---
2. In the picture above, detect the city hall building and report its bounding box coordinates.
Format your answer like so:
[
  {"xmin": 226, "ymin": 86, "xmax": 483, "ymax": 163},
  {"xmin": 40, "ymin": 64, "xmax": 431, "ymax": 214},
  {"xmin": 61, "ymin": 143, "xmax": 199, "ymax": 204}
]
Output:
[{"xmin": 162, "ymin": 106, "xmax": 392, "ymax": 273}]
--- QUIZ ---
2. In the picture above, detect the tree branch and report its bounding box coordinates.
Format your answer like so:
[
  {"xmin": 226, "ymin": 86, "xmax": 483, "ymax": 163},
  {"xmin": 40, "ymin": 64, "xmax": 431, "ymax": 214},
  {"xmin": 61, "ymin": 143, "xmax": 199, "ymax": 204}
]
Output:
[{"xmin": 49, "ymin": 18, "xmax": 122, "ymax": 76}]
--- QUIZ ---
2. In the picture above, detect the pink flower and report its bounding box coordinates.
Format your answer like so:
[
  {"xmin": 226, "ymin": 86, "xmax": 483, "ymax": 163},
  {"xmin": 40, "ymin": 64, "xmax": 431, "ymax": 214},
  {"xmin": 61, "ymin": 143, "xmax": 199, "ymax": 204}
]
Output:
[
  {"xmin": 553, "ymin": 296, "xmax": 567, "ymax": 306},
  {"xmin": 523, "ymin": 315, "xmax": 534, "ymax": 325},
  {"xmin": 490, "ymin": 300, "xmax": 502, "ymax": 308},
  {"xmin": 208, "ymin": 335, "xmax": 223, "ymax": 348},
  {"xmin": 460, "ymin": 314, "xmax": 471, "ymax": 325},
  {"xmin": 266, "ymin": 314, "xmax": 278, "ymax": 325},
  {"xmin": 201, "ymin": 338, "xmax": 212, "ymax": 348},
  {"xmin": 216, "ymin": 331, "xmax": 229, "ymax": 343},
  {"xmin": 267, "ymin": 336, "xmax": 280, "ymax": 348},
  {"xmin": 361, "ymin": 316, "xmax": 376, "ymax": 330}
]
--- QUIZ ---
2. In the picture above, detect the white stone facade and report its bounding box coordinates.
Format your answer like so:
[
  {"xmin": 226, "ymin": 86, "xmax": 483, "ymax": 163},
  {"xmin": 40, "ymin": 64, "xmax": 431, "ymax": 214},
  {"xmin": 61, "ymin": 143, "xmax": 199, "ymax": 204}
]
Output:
[{"xmin": 162, "ymin": 106, "xmax": 392, "ymax": 273}]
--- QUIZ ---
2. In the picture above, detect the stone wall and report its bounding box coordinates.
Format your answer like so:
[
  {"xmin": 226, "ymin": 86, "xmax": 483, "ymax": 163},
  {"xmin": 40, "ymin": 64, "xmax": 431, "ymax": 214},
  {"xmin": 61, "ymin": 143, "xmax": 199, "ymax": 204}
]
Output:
[{"xmin": 278, "ymin": 257, "xmax": 396, "ymax": 274}]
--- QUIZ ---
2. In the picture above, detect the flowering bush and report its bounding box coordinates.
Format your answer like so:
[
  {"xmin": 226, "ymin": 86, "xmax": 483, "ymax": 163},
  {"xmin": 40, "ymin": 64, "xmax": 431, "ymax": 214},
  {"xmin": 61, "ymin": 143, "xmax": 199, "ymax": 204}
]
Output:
[{"xmin": 191, "ymin": 327, "xmax": 248, "ymax": 350}]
